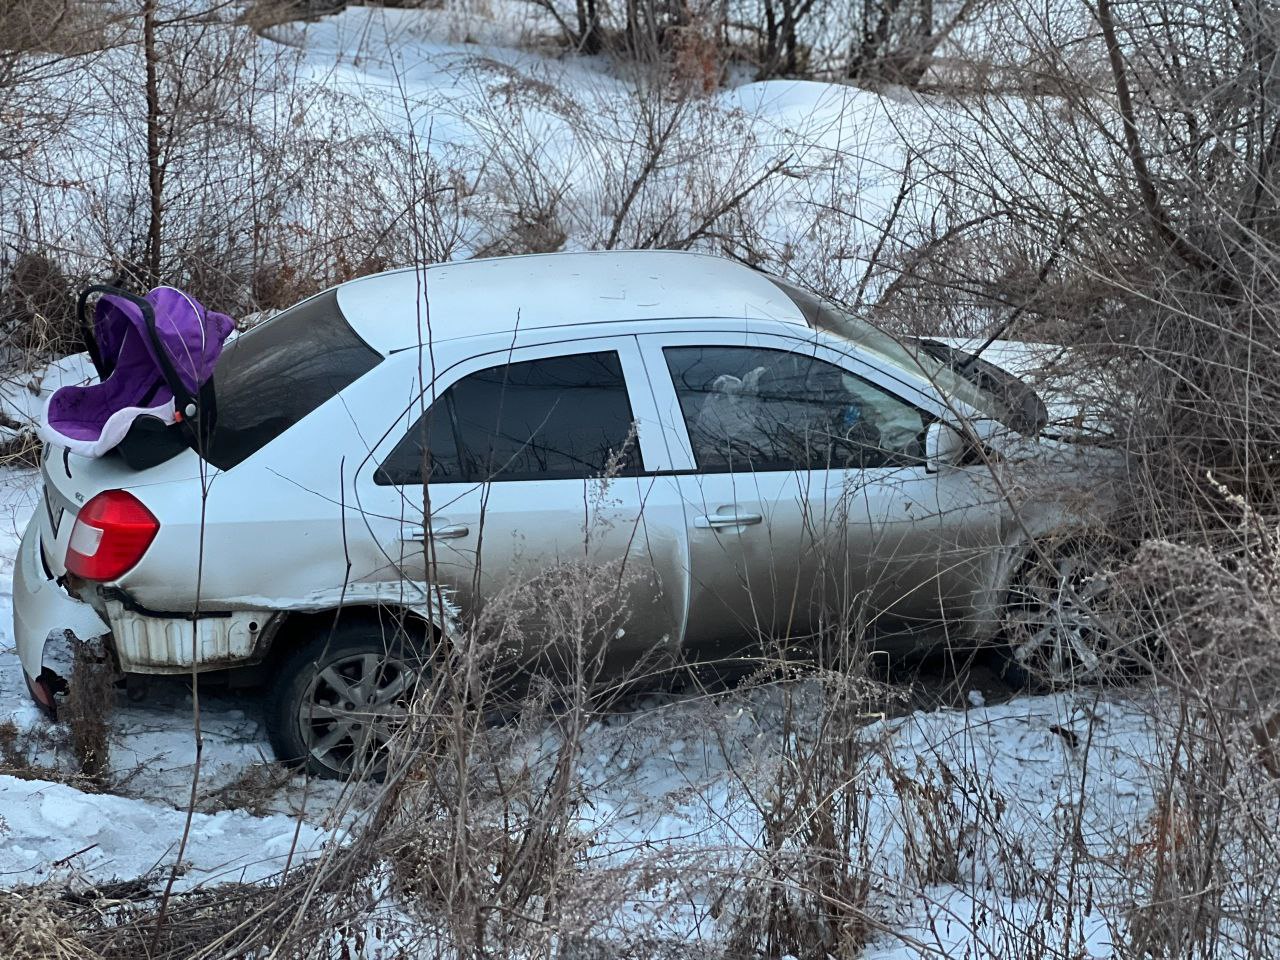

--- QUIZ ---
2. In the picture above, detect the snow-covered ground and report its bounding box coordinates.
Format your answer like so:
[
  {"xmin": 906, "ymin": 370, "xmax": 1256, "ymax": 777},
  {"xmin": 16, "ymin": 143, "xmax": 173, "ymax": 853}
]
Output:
[
  {"xmin": 0, "ymin": 4, "xmax": 1166, "ymax": 955},
  {"xmin": 0, "ymin": 454, "xmax": 1163, "ymax": 954},
  {"xmin": 568, "ymin": 681, "xmax": 1158, "ymax": 956}
]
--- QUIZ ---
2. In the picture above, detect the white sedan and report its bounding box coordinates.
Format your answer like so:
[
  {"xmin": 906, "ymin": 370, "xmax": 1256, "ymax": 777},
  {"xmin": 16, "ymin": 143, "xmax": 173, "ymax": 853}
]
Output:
[{"xmin": 13, "ymin": 250, "xmax": 1118, "ymax": 777}]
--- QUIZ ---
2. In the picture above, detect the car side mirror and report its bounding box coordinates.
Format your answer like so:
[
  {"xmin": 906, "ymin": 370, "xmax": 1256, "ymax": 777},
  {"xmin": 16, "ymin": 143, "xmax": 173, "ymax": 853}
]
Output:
[{"xmin": 925, "ymin": 420, "xmax": 967, "ymax": 472}]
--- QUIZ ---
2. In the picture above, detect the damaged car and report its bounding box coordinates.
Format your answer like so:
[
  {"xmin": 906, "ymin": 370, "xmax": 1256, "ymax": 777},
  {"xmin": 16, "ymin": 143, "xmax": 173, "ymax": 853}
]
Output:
[{"xmin": 13, "ymin": 250, "xmax": 1120, "ymax": 778}]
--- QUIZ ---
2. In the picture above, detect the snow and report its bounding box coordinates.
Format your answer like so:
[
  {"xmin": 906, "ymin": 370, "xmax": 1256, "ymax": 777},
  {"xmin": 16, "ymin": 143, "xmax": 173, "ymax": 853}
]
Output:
[
  {"xmin": 562, "ymin": 683, "xmax": 1158, "ymax": 954},
  {"xmin": 0, "ymin": 773, "xmax": 326, "ymax": 889},
  {"xmin": 0, "ymin": 3, "xmax": 1166, "ymax": 953},
  {"xmin": 0, "ymin": 441, "xmax": 1163, "ymax": 948}
]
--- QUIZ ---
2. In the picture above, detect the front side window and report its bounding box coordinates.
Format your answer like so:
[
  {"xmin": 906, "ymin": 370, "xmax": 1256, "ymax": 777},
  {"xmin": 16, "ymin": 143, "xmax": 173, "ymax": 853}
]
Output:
[
  {"xmin": 664, "ymin": 346, "xmax": 927, "ymax": 472},
  {"xmin": 376, "ymin": 351, "xmax": 640, "ymax": 485}
]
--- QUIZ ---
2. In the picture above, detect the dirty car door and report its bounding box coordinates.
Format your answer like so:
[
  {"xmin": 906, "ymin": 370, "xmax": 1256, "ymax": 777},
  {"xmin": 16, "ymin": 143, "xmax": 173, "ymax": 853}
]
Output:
[
  {"xmin": 644, "ymin": 331, "xmax": 1003, "ymax": 654},
  {"xmin": 642, "ymin": 337, "xmax": 830, "ymax": 663},
  {"xmin": 366, "ymin": 337, "xmax": 688, "ymax": 676},
  {"xmin": 797, "ymin": 344, "xmax": 1007, "ymax": 640}
]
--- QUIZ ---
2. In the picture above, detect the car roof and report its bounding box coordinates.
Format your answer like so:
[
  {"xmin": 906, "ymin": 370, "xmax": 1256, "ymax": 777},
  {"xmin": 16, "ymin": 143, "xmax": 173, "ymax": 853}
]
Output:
[{"xmin": 333, "ymin": 250, "xmax": 807, "ymax": 355}]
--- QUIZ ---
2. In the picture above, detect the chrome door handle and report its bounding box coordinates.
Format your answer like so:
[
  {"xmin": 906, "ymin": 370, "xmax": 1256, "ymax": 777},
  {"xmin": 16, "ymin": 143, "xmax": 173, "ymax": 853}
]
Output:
[
  {"xmin": 406, "ymin": 523, "xmax": 471, "ymax": 540},
  {"xmin": 431, "ymin": 524, "xmax": 470, "ymax": 539},
  {"xmin": 694, "ymin": 512, "xmax": 763, "ymax": 529}
]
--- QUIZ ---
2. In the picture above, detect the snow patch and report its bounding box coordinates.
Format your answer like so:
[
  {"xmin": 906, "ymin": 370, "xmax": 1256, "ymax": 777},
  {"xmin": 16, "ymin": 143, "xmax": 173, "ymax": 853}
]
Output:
[{"xmin": 0, "ymin": 774, "xmax": 328, "ymax": 889}]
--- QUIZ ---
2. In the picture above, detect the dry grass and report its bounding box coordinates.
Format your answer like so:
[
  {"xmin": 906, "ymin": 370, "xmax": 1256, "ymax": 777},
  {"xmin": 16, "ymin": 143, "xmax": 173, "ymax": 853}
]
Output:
[
  {"xmin": 59, "ymin": 638, "xmax": 115, "ymax": 782},
  {"xmin": 0, "ymin": 719, "xmax": 62, "ymax": 783},
  {"xmin": 199, "ymin": 762, "xmax": 294, "ymax": 816},
  {"xmin": 0, "ymin": 643, "xmax": 118, "ymax": 792},
  {"xmin": 720, "ymin": 663, "xmax": 887, "ymax": 957},
  {"xmin": 0, "ymin": 861, "xmax": 381, "ymax": 960},
  {"xmin": 0, "ymin": 888, "xmax": 98, "ymax": 960},
  {"xmin": 0, "ymin": 422, "xmax": 41, "ymax": 469}
]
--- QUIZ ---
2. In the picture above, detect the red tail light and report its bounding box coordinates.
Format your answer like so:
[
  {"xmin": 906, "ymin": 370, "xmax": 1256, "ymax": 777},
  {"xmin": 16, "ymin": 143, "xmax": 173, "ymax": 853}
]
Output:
[{"xmin": 64, "ymin": 490, "xmax": 159, "ymax": 582}]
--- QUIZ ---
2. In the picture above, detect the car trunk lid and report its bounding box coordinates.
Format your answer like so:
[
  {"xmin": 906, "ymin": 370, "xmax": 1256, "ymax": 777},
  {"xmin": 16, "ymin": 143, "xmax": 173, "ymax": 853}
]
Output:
[{"xmin": 38, "ymin": 444, "xmax": 198, "ymax": 580}]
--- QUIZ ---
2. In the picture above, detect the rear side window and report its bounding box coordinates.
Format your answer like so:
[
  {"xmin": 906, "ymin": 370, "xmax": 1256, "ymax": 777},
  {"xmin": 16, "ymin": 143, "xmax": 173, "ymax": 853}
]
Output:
[
  {"xmin": 205, "ymin": 290, "xmax": 382, "ymax": 469},
  {"xmin": 376, "ymin": 351, "xmax": 639, "ymax": 484}
]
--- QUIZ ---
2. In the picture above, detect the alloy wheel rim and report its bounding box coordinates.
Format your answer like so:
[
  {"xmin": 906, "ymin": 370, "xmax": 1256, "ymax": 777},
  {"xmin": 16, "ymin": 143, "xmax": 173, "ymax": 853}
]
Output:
[
  {"xmin": 1005, "ymin": 548, "xmax": 1114, "ymax": 685},
  {"xmin": 299, "ymin": 651, "xmax": 419, "ymax": 777}
]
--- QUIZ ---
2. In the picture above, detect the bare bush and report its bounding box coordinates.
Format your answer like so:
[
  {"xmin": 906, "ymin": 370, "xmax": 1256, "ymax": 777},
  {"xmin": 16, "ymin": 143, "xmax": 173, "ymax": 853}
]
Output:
[
  {"xmin": 522, "ymin": 0, "xmax": 991, "ymax": 85},
  {"xmin": 60, "ymin": 637, "xmax": 115, "ymax": 782},
  {"xmin": 0, "ymin": 251, "xmax": 79, "ymax": 367},
  {"xmin": 908, "ymin": 1, "xmax": 1280, "ymax": 526},
  {"xmin": 722, "ymin": 662, "xmax": 888, "ymax": 957},
  {"xmin": 842, "ymin": 0, "xmax": 989, "ymax": 86},
  {"xmin": 0, "ymin": 0, "xmax": 429, "ymax": 354},
  {"xmin": 0, "ymin": 887, "xmax": 97, "ymax": 960}
]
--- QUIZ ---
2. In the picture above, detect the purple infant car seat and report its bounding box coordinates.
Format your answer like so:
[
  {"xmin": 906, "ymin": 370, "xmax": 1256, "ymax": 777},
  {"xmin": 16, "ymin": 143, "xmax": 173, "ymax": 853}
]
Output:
[{"xmin": 40, "ymin": 285, "xmax": 234, "ymax": 467}]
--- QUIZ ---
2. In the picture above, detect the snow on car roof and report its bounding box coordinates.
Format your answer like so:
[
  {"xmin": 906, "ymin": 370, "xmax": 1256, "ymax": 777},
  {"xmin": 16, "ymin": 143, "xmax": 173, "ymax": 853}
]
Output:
[{"xmin": 333, "ymin": 250, "xmax": 807, "ymax": 354}]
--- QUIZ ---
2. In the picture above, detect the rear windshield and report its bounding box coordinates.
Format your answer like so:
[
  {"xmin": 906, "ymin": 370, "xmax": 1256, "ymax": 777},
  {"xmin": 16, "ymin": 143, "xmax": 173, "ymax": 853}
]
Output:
[{"xmin": 204, "ymin": 290, "xmax": 382, "ymax": 469}]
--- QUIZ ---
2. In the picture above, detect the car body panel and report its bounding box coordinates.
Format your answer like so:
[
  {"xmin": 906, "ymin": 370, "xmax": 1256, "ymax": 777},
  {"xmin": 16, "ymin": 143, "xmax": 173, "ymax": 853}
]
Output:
[
  {"xmin": 104, "ymin": 602, "xmax": 270, "ymax": 673},
  {"xmin": 37, "ymin": 443, "xmax": 204, "ymax": 580},
  {"xmin": 673, "ymin": 468, "xmax": 822, "ymax": 657},
  {"xmin": 359, "ymin": 335, "xmax": 689, "ymax": 671},
  {"xmin": 10, "ymin": 250, "xmax": 1121, "ymax": 701},
  {"xmin": 636, "ymin": 327, "xmax": 1009, "ymax": 648},
  {"xmin": 12, "ymin": 514, "xmax": 109, "ymax": 683}
]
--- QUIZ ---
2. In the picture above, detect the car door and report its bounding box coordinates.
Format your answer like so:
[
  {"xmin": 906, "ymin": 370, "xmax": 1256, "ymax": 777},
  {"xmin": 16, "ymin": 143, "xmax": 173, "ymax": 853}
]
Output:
[
  {"xmin": 639, "ymin": 330, "xmax": 1003, "ymax": 657},
  {"xmin": 638, "ymin": 333, "xmax": 831, "ymax": 661},
  {"xmin": 364, "ymin": 336, "xmax": 688, "ymax": 677}
]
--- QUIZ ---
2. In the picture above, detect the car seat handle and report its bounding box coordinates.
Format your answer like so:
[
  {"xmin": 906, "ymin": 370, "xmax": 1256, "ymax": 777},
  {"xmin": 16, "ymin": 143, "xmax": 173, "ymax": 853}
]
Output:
[{"xmin": 76, "ymin": 285, "xmax": 115, "ymax": 379}]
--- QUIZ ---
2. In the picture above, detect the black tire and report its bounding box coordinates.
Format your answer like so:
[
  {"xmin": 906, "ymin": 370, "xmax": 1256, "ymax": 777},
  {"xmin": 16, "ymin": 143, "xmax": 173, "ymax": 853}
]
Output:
[{"xmin": 265, "ymin": 613, "xmax": 428, "ymax": 780}]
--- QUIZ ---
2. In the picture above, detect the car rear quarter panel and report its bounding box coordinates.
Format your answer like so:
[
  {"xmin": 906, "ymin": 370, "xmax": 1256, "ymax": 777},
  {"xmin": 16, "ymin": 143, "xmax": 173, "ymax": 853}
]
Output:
[{"xmin": 116, "ymin": 349, "xmax": 430, "ymax": 613}]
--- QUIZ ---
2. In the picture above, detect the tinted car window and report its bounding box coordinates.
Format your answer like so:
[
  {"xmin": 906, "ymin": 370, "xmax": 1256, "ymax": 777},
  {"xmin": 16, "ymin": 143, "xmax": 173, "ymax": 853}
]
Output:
[
  {"xmin": 205, "ymin": 290, "xmax": 382, "ymax": 470},
  {"xmin": 664, "ymin": 346, "xmax": 927, "ymax": 472},
  {"xmin": 376, "ymin": 351, "xmax": 640, "ymax": 485}
]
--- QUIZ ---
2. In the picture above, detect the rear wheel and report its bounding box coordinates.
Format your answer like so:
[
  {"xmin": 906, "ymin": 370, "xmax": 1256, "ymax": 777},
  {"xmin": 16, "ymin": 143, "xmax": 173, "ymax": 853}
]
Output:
[{"xmin": 266, "ymin": 616, "xmax": 427, "ymax": 779}]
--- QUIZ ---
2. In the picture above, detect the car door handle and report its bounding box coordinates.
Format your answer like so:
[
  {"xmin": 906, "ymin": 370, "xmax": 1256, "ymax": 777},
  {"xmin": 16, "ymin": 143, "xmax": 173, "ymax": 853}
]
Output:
[
  {"xmin": 406, "ymin": 523, "xmax": 471, "ymax": 540},
  {"xmin": 694, "ymin": 512, "xmax": 763, "ymax": 529}
]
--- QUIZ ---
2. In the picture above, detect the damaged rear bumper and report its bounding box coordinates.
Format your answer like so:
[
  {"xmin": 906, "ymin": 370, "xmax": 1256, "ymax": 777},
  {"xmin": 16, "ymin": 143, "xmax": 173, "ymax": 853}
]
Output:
[
  {"xmin": 103, "ymin": 599, "xmax": 272, "ymax": 674},
  {"xmin": 11, "ymin": 514, "xmax": 110, "ymax": 706},
  {"xmin": 13, "ymin": 513, "xmax": 275, "ymax": 684}
]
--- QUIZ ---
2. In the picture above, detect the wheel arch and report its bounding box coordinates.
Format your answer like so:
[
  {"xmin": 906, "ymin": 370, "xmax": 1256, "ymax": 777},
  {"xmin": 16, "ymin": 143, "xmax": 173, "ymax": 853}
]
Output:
[{"xmin": 262, "ymin": 600, "xmax": 448, "ymax": 667}]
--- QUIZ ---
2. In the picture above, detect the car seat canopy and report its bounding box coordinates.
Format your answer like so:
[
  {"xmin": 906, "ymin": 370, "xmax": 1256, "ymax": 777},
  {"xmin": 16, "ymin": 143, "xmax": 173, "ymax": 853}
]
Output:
[{"xmin": 41, "ymin": 286, "xmax": 234, "ymax": 459}]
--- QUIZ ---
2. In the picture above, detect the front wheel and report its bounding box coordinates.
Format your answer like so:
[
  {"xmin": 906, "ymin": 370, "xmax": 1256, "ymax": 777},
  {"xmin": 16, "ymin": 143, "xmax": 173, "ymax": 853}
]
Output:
[
  {"xmin": 999, "ymin": 538, "xmax": 1136, "ymax": 690},
  {"xmin": 266, "ymin": 617, "xmax": 427, "ymax": 780}
]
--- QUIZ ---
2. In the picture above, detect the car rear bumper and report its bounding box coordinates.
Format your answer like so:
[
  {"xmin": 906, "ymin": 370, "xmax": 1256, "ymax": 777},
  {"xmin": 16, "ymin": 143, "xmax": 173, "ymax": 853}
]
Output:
[
  {"xmin": 12, "ymin": 513, "xmax": 110, "ymax": 699},
  {"xmin": 105, "ymin": 600, "xmax": 270, "ymax": 674}
]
